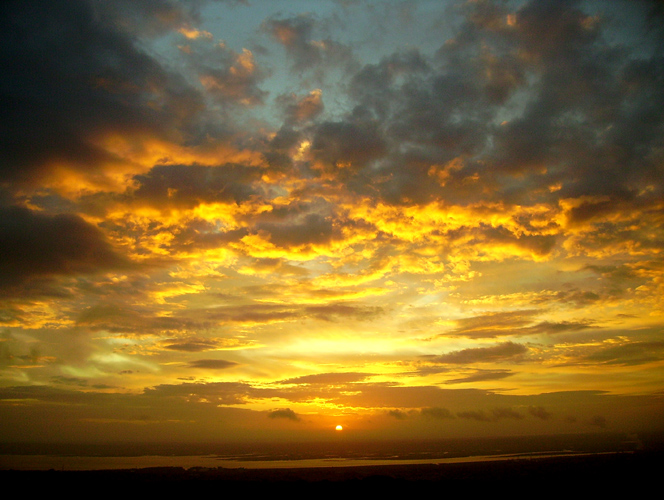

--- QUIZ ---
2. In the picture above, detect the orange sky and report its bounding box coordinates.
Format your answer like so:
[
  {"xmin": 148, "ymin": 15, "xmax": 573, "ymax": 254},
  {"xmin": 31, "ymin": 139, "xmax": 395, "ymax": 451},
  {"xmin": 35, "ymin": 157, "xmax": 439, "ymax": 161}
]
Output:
[{"xmin": 1, "ymin": 0, "xmax": 663, "ymax": 445}]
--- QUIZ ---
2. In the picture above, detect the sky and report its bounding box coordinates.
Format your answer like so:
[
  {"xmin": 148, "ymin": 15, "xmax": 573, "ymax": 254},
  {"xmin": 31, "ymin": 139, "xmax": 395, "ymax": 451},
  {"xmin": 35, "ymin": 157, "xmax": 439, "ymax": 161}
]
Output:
[{"xmin": 1, "ymin": 0, "xmax": 663, "ymax": 446}]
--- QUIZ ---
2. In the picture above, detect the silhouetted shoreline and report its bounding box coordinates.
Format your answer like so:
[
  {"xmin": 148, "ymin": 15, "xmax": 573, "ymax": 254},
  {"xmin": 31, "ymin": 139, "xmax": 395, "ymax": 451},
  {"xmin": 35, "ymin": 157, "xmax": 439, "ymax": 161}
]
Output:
[{"xmin": 2, "ymin": 450, "xmax": 661, "ymax": 494}]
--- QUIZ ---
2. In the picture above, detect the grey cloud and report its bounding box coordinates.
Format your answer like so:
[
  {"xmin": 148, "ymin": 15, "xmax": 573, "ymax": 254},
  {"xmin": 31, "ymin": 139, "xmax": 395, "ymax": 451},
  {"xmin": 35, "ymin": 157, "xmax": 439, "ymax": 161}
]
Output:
[
  {"xmin": 196, "ymin": 45, "xmax": 268, "ymax": 107},
  {"xmin": 91, "ymin": 0, "xmax": 195, "ymax": 38},
  {"xmin": 492, "ymin": 1, "xmax": 662, "ymax": 202},
  {"xmin": 349, "ymin": 49, "xmax": 430, "ymax": 121},
  {"xmin": 331, "ymin": 0, "xmax": 664, "ymax": 217},
  {"xmin": 264, "ymin": 14, "xmax": 355, "ymax": 73},
  {"xmin": 277, "ymin": 89, "xmax": 324, "ymax": 124},
  {"xmin": 265, "ymin": 14, "xmax": 317, "ymax": 63}
]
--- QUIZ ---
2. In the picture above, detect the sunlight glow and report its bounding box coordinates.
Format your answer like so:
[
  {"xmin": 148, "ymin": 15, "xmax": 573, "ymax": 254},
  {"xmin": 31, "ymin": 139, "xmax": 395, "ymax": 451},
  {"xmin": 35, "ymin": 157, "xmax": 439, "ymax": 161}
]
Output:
[{"xmin": 1, "ymin": 0, "xmax": 663, "ymax": 451}]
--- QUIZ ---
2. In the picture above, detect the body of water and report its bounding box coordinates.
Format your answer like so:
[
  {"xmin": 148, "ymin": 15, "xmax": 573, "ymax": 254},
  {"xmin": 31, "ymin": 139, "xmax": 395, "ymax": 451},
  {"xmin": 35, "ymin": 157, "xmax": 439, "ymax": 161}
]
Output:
[{"xmin": 0, "ymin": 432, "xmax": 654, "ymax": 471}]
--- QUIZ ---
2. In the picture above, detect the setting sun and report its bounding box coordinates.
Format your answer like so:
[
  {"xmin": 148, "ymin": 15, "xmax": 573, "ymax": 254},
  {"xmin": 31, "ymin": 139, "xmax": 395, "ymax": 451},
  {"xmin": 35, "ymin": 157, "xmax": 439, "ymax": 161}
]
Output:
[{"xmin": 335, "ymin": 425, "xmax": 343, "ymax": 431}]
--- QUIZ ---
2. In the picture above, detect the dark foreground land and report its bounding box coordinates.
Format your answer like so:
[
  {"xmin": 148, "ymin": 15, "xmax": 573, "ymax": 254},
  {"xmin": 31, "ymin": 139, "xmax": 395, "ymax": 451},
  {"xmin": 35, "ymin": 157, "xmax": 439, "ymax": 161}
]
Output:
[{"xmin": 2, "ymin": 451, "xmax": 661, "ymax": 494}]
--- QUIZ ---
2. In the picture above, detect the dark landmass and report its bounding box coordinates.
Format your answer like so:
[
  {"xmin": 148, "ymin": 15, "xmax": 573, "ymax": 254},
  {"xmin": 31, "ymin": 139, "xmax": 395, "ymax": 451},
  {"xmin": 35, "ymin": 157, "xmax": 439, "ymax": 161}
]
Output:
[{"xmin": 2, "ymin": 450, "xmax": 661, "ymax": 494}]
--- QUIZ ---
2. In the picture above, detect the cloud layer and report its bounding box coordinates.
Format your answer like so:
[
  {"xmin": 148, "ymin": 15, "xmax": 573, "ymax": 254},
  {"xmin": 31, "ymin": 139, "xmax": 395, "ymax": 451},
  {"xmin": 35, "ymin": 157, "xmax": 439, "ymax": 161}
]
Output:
[{"xmin": 1, "ymin": 0, "xmax": 663, "ymax": 444}]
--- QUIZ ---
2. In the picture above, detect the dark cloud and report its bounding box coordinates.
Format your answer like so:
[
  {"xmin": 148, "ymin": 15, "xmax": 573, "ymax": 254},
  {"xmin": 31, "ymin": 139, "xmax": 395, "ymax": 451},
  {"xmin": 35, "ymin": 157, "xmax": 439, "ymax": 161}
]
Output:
[
  {"xmin": 267, "ymin": 408, "xmax": 301, "ymax": 421},
  {"xmin": 441, "ymin": 311, "xmax": 595, "ymax": 339},
  {"xmin": 387, "ymin": 409, "xmax": 408, "ymax": 420},
  {"xmin": 76, "ymin": 303, "xmax": 208, "ymax": 336},
  {"xmin": 1, "ymin": 381, "xmax": 661, "ymax": 443},
  {"xmin": 456, "ymin": 410, "xmax": 493, "ymax": 422},
  {"xmin": 310, "ymin": 119, "xmax": 387, "ymax": 172},
  {"xmin": 587, "ymin": 415, "xmax": 608, "ymax": 429},
  {"xmin": 457, "ymin": 407, "xmax": 524, "ymax": 422},
  {"xmin": 304, "ymin": 303, "xmax": 383, "ymax": 322},
  {"xmin": 441, "ymin": 311, "xmax": 539, "ymax": 339},
  {"xmin": 477, "ymin": 225, "xmax": 557, "ymax": 259},
  {"xmin": 163, "ymin": 339, "xmax": 221, "ymax": 352},
  {"xmin": 277, "ymin": 372, "xmax": 371, "ymax": 385},
  {"xmin": 255, "ymin": 213, "xmax": 342, "ymax": 248},
  {"xmin": 142, "ymin": 381, "xmax": 258, "ymax": 405},
  {"xmin": 130, "ymin": 163, "xmax": 261, "ymax": 209},
  {"xmin": 420, "ymin": 407, "xmax": 454, "ymax": 420},
  {"xmin": 90, "ymin": 0, "xmax": 201, "ymax": 38},
  {"xmin": 0, "ymin": 0, "xmax": 206, "ymax": 188},
  {"xmin": 554, "ymin": 290, "xmax": 602, "ymax": 308},
  {"xmin": 544, "ymin": 320, "xmax": 598, "ymax": 333},
  {"xmin": 149, "ymin": 220, "xmax": 250, "ymax": 256},
  {"xmin": 0, "ymin": 205, "xmax": 130, "ymax": 289},
  {"xmin": 205, "ymin": 303, "xmax": 298, "ymax": 325},
  {"xmin": 444, "ymin": 370, "xmax": 515, "ymax": 385},
  {"xmin": 329, "ymin": 383, "xmax": 495, "ymax": 410},
  {"xmin": 529, "ymin": 406, "xmax": 553, "ymax": 420},
  {"xmin": 584, "ymin": 341, "xmax": 664, "ymax": 366},
  {"xmin": 428, "ymin": 342, "xmax": 528, "ymax": 364},
  {"xmin": 236, "ymin": 257, "xmax": 310, "ymax": 277},
  {"xmin": 51, "ymin": 376, "xmax": 89, "ymax": 387},
  {"xmin": 188, "ymin": 359, "xmax": 239, "ymax": 369},
  {"xmin": 514, "ymin": 0, "xmax": 600, "ymax": 64},
  {"xmin": 491, "ymin": 407, "xmax": 525, "ymax": 420}
]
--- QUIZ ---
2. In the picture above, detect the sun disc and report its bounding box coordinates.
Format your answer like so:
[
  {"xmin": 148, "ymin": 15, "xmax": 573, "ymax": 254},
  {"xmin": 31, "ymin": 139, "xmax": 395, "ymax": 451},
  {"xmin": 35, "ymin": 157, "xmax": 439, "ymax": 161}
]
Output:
[{"xmin": 335, "ymin": 425, "xmax": 343, "ymax": 431}]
